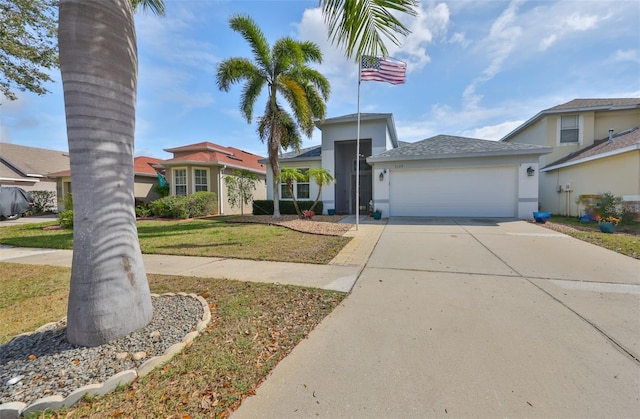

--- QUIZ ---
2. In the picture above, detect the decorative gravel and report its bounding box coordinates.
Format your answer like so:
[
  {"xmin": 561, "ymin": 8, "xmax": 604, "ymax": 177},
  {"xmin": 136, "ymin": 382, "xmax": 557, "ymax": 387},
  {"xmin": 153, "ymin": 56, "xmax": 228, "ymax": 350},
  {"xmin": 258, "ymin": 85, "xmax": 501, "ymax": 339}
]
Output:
[
  {"xmin": 0, "ymin": 294, "xmax": 204, "ymax": 406},
  {"xmin": 230, "ymin": 215, "xmax": 354, "ymax": 236}
]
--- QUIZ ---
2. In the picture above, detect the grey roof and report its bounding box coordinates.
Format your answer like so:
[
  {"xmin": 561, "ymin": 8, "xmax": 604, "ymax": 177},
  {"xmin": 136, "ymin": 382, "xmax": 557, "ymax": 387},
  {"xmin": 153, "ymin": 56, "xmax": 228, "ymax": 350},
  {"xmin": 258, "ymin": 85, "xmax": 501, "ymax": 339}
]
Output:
[
  {"xmin": 543, "ymin": 127, "xmax": 640, "ymax": 171},
  {"xmin": 501, "ymin": 98, "xmax": 640, "ymax": 142},
  {"xmin": 259, "ymin": 145, "xmax": 322, "ymax": 164},
  {"xmin": 368, "ymin": 134, "xmax": 551, "ymax": 163},
  {"xmin": 0, "ymin": 143, "xmax": 70, "ymax": 180}
]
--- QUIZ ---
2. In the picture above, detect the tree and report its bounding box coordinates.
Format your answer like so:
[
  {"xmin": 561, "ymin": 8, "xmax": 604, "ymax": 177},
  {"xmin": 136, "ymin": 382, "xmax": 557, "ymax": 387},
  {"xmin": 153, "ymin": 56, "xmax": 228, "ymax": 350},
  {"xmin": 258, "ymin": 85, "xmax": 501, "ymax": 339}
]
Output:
[
  {"xmin": 57, "ymin": 0, "xmax": 413, "ymax": 346},
  {"xmin": 307, "ymin": 167, "xmax": 335, "ymax": 213},
  {"xmin": 279, "ymin": 168, "xmax": 307, "ymax": 218},
  {"xmin": 320, "ymin": 0, "xmax": 418, "ymax": 59},
  {"xmin": 0, "ymin": 0, "xmax": 58, "ymax": 100},
  {"xmin": 224, "ymin": 169, "xmax": 259, "ymax": 216},
  {"xmin": 217, "ymin": 15, "xmax": 330, "ymax": 218},
  {"xmin": 58, "ymin": 0, "xmax": 164, "ymax": 347}
]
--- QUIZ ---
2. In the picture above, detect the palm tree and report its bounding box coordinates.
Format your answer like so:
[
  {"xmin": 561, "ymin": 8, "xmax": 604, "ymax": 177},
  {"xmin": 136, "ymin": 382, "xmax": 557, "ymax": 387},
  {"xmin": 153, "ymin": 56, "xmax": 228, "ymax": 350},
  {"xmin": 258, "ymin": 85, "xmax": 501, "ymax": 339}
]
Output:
[
  {"xmin": 58, "ymin": 0, "xmax": 164, "ymax": 347},
  {"xmin": 307, "ymin": 167, "xmax": 336, "ymax": 213},
  {"xmin": 217, "ymin": 15, "xmax": 330, "ymax": 217}
]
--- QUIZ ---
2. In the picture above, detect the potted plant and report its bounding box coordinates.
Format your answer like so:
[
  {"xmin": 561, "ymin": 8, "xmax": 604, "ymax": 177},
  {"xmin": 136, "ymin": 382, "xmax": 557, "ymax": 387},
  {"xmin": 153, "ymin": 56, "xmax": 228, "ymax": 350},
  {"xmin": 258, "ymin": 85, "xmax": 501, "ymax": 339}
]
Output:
[
  {"xmin": 598, "ymin": 216, "xmax": 619, "ymax": 233},
  {"xmin": 373, "ymin": 209, "xmax": 382, "ymax": 220}
]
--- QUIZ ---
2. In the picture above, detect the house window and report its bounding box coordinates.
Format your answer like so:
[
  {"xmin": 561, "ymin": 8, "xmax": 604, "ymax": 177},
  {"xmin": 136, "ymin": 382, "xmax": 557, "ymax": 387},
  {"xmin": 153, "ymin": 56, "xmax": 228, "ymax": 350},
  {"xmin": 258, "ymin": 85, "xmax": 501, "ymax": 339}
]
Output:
[
  {"xmin": 174, "ymin": 168, "xmax": 187, "ymax": 196},
  {"xmin": 193, "ymin": 168, "xmax": 209, "ymax": 192},
  {"xmin": 560, "ymin": 115, "xmax": 579, "ymax": 143},
  {"xmin": 297, "ymin": 168, "xmax": 310, "ymax": 199},
  {"xmin": 280, "ymin": 168, "xmax": 309, "ymax": 199}
]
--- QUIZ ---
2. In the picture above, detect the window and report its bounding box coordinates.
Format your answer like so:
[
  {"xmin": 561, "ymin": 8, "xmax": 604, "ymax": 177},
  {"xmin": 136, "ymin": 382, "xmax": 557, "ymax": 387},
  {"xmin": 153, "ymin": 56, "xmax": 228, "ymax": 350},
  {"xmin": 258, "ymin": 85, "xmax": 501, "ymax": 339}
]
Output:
[
  {"xmin": 280, "ymin": 168, "xmax": 309, "ymax": 200},
  {"xmin": 297, "ymin": 169, "xmax": 310, "ymax": 199},
  {"xmin": 193, "ymin": 168, "xmax": 209, "ymax": 192},
  {"xmin": 560, "ymin": 115, "xmax": 579, "ymax": 143},
  {"xmin": 174, "ymin": 169, "xmax": 187, "ymax": 196}
]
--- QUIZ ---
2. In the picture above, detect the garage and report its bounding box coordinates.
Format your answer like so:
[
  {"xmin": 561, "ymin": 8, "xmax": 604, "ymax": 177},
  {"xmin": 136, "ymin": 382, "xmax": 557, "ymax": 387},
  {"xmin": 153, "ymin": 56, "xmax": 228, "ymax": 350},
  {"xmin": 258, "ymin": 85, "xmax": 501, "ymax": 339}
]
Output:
[
  {"xmin": 389, "ymin": 165, "xmax": 517, "ymax": 217},
  {"xmin": 367, "ymin": 134, "xmax": 553, "ymax": 219}
]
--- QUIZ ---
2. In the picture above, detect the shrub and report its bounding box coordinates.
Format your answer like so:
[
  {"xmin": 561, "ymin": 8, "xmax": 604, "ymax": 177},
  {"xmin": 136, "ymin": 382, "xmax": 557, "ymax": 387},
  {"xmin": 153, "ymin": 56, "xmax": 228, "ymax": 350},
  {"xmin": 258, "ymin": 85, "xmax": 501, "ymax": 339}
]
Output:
[
  {"xmin": 252, "ymin": 200, "xmax": 322, "ymax": 215},
  {"xmin": 135, "ymin": 203, "xmax": 152, "ymax": 218},
  {"xmin": 30, "ymin": 190, "xmax": 56, "ymax": 214},
  {"xmin": 186, "ymin": 191, "xmax": 217, "ymax": 218},
  {"xmin": 149, "ymin": 192, "xmax": 217, "ymax": 219},
  {"xmin": 152, "ymin": 183, "xmax": 170, "ymax": 198},
  {"xmin": 58, "ymin": 210, "xmax": 74, "ymax": 229},
  {"xmin": 597, "ymin": 192, "xmax": 622, "ymax": 219}
]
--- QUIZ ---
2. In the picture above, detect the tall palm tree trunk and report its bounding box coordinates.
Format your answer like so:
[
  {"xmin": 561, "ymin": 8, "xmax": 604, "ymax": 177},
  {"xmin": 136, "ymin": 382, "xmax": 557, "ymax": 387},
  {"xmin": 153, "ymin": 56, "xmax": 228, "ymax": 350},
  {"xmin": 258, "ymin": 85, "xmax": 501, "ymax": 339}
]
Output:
[{"xmin": 59, "ymin": 0, "xmax": 153, "ymax": 346}]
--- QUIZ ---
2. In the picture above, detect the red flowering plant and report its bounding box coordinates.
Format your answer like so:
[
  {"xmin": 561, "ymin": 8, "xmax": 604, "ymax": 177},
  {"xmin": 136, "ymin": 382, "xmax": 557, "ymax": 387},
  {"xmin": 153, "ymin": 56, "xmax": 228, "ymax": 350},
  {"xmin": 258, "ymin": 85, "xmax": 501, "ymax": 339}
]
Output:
[{"xmin": 303, "ymin": 210, "xmax": 315, "ymax": 219}]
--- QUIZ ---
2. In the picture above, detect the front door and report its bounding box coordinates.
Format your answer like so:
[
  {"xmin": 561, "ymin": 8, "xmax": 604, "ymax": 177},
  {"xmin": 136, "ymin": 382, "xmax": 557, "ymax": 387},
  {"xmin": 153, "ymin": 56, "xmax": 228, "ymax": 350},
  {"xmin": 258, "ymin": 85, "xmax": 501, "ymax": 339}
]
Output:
[{"xmin": 350, "ymin": 173, "xmax": 372, "ymax": 214}]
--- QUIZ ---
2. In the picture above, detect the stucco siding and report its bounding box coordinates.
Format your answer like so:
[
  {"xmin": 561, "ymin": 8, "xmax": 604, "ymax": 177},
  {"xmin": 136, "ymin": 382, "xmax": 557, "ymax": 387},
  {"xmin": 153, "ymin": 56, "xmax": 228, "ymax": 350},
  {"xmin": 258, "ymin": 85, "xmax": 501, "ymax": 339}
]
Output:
[{"xmin": 540, "ymin": 151, "xmax": 640, "ymax": 216}]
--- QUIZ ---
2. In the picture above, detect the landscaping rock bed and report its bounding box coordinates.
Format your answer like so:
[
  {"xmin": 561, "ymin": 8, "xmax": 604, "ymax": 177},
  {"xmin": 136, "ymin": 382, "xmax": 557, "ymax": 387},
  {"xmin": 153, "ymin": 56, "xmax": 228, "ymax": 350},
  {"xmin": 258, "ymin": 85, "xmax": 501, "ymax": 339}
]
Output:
[
  {"xmin": 230, "ymin": 214, "xmax": 354, "ymax": 236},
  {"xmin": 0, "ymin": 294, "xmax": 211, "ymax": 417}
]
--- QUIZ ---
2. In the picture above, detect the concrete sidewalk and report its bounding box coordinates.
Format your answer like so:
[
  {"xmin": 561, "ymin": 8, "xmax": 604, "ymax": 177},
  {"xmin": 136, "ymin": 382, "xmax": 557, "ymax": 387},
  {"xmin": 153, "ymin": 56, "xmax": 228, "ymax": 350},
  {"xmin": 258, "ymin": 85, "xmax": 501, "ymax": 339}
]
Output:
[
  {"xmin": 0, "ymin": 216, "xmax": 385, "ymax": 293},
  {"xmin": 234, "ymin": 217, "xmax": 640, "ymax": 418}
]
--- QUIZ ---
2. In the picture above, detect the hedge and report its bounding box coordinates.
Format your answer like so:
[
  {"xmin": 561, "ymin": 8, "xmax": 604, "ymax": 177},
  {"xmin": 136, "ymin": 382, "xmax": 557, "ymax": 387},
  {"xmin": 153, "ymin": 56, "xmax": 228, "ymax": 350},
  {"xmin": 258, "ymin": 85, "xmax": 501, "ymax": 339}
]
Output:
[
  {"xmin": 150, "ymin": 191, "xmax": 217, "ymax": 219},
  {"xmin": 252, "ymin": 200, "xmax": 323, "ymax": 215}
]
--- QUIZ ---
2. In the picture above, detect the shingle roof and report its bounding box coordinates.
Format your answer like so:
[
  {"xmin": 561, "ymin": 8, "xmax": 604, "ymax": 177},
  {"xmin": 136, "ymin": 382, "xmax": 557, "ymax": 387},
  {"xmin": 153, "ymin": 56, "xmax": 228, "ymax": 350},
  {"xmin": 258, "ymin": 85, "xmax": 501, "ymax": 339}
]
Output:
[
  {"xmin": 544, "ymin": 98, "xmax": 640, "ymax": 112},
  {"xmin": 0, "ymin": 143, "xmax": 70, "ymax": 177},
  {"xmin": 368, "ymin": 134, "xmax": 551, "ymax": 162},
  {"xmin": 134, "ymin": 156, "xmax": 161, "ymax": 176},
  {"xmin": 279, "ymin": 145, "xmax": 322, "ymax": 160},
  {"xmin": 501, "ymin": 98, "xmax": 640, "ymax": 142},
  {"xmin": 543, "ymin": 127, "xmax": 640, "ymax": 170},
  {"xmin": 160, "ymin": 141, "xmax": 266, "ymax": 173}
]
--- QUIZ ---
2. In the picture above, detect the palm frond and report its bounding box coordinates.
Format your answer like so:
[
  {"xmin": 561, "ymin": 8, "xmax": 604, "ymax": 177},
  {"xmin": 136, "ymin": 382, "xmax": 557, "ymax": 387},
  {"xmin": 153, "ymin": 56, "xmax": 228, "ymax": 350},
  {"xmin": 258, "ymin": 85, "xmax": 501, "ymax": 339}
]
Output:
[
  {"xmin": 131, "ymin": 0, "xmax": 165, "ymax": 15},
  {"xmin": 320, "ymin": 0, "xmax": 417, "ymax": 59},
  {"xmin": 229, "ymin": 15, "xmax": 272, "ymax": 70}
]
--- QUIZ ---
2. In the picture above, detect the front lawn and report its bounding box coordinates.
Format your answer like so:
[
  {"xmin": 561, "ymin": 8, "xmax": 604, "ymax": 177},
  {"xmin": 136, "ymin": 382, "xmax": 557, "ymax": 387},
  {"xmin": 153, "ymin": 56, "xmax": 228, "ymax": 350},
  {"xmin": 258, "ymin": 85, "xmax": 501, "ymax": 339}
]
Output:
[
  {"xmin": 0, "ymin": 263, "xmax": 346, "ymax": 416},
  {"xmin": 0, "ymin": 217, "xmax": 352, "ymax": 264},
  {"xmin": 543, "ymin": 216, "xmax": 640, "ymax": 259}
]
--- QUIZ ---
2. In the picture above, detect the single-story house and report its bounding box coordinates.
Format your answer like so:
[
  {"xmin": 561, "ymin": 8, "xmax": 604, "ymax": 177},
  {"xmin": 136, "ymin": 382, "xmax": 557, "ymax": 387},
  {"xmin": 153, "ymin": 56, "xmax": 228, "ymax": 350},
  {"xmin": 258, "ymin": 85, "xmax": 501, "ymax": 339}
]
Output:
[
  {"xmin": 0, "ymin": 143, "xmax": 70, "ymax": 209},
  {"xmin": 156, "ymin": 142, "xmax": 267, "ymax": 215},
  {"xmin": 501, "ymin": 98, "xmax": 640, "ymax": 216},
  {"xmin": 49, "ymin": 156, "xmax": 164, "ymax": 211},
  {"xmin": 265, "ymin": 113, "xmax": 552, "ymax": 219}
]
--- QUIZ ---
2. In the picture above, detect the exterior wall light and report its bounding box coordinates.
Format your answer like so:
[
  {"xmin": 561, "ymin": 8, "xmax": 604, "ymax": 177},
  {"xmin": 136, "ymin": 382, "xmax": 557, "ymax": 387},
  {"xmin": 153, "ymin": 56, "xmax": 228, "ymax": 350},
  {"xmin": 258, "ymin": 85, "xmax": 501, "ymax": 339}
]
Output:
[
  {"xmin": 379, "ymin": 169, "xmax": 386, "ymax": 181},
  {"xmin": 527, "ymin": 166, "xmax": 535, "ymax": 176}
]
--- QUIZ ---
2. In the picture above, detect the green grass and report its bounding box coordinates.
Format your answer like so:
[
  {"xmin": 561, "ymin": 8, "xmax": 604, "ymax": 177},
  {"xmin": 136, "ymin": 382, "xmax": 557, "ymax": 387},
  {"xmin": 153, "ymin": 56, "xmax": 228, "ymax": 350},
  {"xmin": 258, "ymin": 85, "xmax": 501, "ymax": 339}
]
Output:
[
  {"xmin": 0, "ymin": 263, "xmax": 346, "ymax": 417},
  {"xmin": 0, "ymin": 217, "xmax": 352, "ymax": 264},
  {"xmin": 547, "ymin": 216, "xmax": 640, "ymax": 259}
]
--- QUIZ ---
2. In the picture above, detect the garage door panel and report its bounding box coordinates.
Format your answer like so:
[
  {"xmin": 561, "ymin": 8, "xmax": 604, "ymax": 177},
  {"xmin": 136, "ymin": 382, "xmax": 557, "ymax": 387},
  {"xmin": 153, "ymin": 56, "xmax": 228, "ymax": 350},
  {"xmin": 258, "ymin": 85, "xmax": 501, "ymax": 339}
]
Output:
[{"xmin": 389, "ymin": 166, "xmax": 516, "ymax": 217}]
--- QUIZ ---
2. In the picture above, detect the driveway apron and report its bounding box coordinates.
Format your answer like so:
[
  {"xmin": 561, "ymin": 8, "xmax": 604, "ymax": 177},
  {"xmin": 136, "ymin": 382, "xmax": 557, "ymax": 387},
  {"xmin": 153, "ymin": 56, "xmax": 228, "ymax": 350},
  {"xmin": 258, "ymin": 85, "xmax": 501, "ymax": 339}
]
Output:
[{"xmin": 234, "ymin": 217, "xmax": 640, "ymax": 418}]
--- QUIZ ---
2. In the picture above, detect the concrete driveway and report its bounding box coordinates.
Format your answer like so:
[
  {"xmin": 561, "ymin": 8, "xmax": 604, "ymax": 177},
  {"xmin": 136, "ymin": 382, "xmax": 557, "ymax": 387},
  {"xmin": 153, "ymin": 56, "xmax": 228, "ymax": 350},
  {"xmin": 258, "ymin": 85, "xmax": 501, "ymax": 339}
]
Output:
[
  {"xmin": 0, "ymin": 214, "xmax": 57, "ymax": 227},
  {"xmin": 234, "ymin": 217, "xmax": 640, "ymax": 418}
]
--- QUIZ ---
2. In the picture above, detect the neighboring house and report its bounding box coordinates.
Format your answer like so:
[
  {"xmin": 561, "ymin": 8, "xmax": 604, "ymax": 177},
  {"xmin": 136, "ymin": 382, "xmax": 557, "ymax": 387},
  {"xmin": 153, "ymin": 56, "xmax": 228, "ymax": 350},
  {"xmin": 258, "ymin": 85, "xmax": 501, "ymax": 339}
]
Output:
[
  {"xmin": 49, "ymin": 156, "xmax": 164, "ymax": 211},
  {"xmin": 265, "ymin": 113, "xmax": 551, "ymax": 219},
  {"xmin": 157, "ymin": 142, "xmax": 267, "ymax": 215},
  {"xmin": 501, "ymin": 98, "xmax": 640, "ymax": 216},
  {"xmin": 0, "ymin": 143, "xmax": 70, "ymax": 210}
]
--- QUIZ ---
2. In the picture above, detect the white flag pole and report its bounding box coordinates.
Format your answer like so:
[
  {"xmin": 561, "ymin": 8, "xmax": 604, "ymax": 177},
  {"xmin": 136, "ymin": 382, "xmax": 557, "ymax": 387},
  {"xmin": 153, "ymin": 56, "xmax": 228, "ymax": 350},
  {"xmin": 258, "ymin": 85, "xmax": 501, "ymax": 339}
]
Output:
[{"xmin": 355, "ymin": 57, "xmax": 362, "ymax": 231}]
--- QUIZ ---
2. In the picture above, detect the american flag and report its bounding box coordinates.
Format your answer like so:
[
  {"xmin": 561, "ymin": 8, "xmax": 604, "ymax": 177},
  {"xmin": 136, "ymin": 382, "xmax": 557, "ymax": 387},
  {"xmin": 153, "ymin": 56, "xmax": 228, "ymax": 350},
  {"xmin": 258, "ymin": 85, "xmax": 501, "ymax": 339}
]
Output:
[{"xmin": 360, "ymin": 56, "xmax": 406, "ymax": 85}]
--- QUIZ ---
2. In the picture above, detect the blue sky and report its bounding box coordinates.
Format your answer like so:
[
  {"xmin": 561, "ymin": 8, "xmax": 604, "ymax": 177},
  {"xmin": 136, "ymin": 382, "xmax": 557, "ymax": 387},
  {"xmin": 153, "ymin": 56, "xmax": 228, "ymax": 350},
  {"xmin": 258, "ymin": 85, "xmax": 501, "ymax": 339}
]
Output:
[{"xmin": 2, "ymin": 0, "xmax": 639, "ymax": 159}]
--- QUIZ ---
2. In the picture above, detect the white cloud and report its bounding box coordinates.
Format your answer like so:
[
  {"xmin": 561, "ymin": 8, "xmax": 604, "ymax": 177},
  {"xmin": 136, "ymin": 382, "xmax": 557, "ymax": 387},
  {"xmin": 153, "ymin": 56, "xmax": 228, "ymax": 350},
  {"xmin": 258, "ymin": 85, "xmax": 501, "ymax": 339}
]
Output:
[
  {"xmin": 461, "ymin": 120, "xmax": 524, "ymax": 141},
  {"xmin": 565, "ymin": 13, "xmax": 600, "ymax": 31},
  {"xmin": 611, "ymin": 49, "xmax": 640, "ymax": 64}
]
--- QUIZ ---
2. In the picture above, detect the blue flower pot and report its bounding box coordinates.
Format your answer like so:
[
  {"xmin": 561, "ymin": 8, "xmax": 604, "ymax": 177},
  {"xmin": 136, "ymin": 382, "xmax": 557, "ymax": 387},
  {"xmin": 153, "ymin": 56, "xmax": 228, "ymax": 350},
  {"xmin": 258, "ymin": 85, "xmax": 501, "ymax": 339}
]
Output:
[
  {"xmin": 533, "ymin": 211, "xmax": 551, "ymax": 223},
  {"xmin": 328, "ymin": 209, "xmax": 336, "ymax": 215},
  {"xmin": 599, "ymin": 222, "xmax": 616, "ymax": 233}
]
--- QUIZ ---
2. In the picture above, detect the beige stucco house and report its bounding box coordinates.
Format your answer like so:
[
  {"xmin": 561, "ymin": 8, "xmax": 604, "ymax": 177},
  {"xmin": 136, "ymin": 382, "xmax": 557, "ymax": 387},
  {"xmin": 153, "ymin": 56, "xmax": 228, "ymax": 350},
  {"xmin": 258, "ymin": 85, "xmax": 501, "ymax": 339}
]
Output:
[
  {"xmin": 0, "ymin": 143, "xmax": 70, "ymax": 210},
  {"xmin": 157, "ymin": 142, "xmax": 267, "ymax": 215},
  {"xmin": 501, "ymin": 98, "xmax": 640, "ymax": 216},
  {"xmin": 50, "ymin": 156, "xmax": 164, "ymax": 211}
]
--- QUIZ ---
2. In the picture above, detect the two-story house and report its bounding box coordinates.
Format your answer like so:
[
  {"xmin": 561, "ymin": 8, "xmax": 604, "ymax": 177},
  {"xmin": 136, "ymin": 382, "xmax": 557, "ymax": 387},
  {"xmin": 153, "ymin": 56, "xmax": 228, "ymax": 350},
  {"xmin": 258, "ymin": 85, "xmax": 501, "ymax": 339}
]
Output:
[{"xmin": 501, "ymin": 98, "xmax": 640, "ymax": 216}]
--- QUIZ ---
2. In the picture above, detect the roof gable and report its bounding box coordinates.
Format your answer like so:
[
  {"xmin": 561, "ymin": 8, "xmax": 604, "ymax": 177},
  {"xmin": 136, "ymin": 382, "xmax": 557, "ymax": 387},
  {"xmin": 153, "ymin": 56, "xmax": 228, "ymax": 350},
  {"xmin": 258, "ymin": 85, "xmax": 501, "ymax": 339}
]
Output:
[
  {"xmin": 501, "ymin": 98, "xmax": 640, "ymax": 142},
  {"xmin": 161, "ymin": 141, "xmax": 266, "ymax": 173}
]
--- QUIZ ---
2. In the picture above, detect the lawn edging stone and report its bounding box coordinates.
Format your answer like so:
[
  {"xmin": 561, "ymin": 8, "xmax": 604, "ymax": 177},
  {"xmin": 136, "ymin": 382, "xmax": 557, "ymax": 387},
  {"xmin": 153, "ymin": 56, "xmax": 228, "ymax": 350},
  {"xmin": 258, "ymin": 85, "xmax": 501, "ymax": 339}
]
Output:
[{"xmin": 0, "ymin": 293, "xmax": 211, "ymax": 419}]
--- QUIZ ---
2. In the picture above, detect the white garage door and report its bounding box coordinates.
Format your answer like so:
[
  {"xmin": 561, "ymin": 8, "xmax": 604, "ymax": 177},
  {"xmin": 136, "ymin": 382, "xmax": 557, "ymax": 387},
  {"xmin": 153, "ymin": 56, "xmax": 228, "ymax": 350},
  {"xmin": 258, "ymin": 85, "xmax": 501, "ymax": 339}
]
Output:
[{"xmin": 389, "ymin": 165, "xmax": 517, "ymax": 217}]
